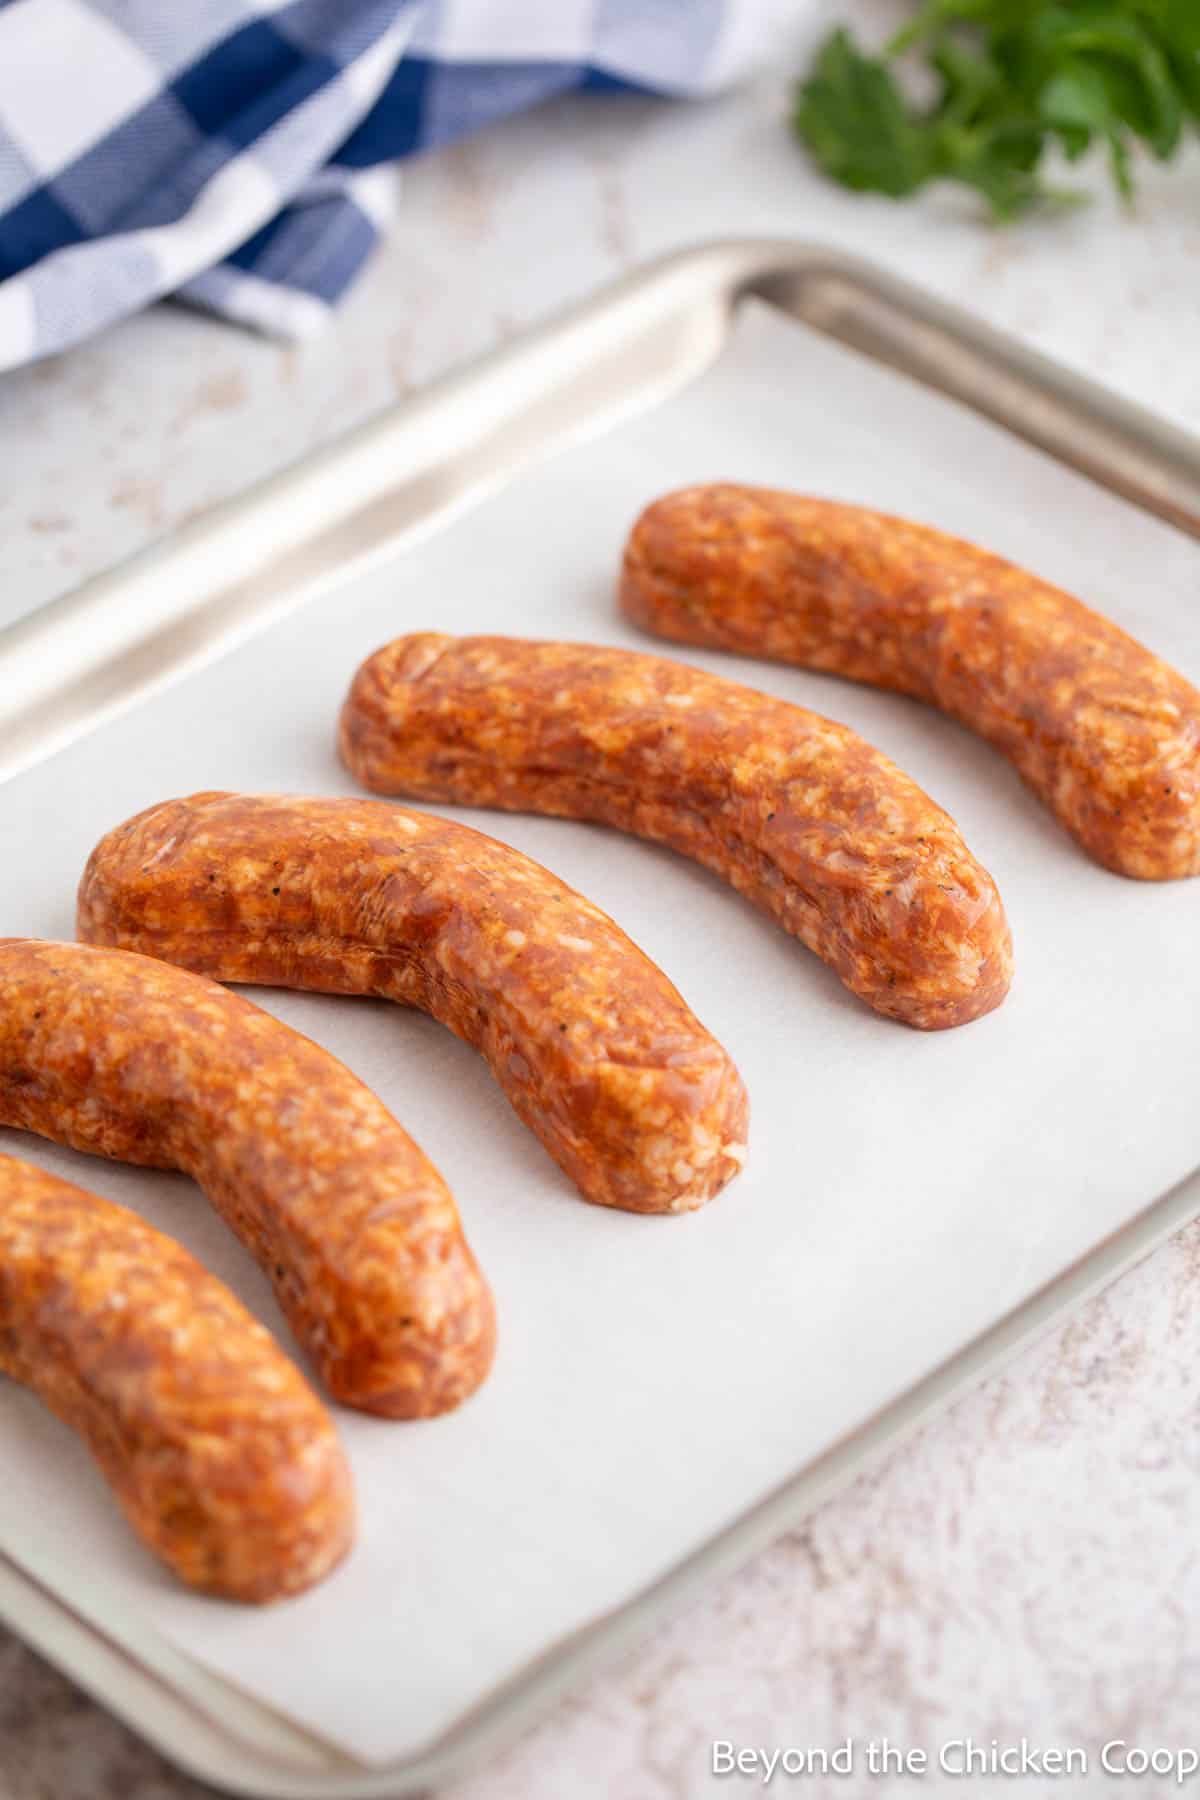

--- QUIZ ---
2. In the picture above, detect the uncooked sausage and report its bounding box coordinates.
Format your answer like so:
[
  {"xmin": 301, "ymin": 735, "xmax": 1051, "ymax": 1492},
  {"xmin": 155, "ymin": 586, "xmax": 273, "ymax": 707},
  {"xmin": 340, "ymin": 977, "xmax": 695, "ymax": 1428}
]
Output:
[
  {"xmin": 0, "ymin": 939, "xmax": 494, "ymax": 1418},
  {"xmin": 620, "ymin": 484, "xmax": 1200, "ymax": 880},
  {"xmin": 338, "ymin": 634, "xmax": 1013, "ymax": 1030},
  {"xmin": 78, "ymin": 793, "xmax": 748, "ymax": 1214},
  {"xmin": 0, "ymin": 1152, "xmax": 353, "ymax": 1601}
]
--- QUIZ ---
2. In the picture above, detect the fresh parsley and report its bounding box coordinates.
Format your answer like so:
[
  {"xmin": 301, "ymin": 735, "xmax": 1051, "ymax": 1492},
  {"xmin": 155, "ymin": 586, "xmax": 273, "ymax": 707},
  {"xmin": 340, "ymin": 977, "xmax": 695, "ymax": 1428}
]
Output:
[{"xmin": 793, "ymin": 2, "xmax": 1200, "ymax": 220}]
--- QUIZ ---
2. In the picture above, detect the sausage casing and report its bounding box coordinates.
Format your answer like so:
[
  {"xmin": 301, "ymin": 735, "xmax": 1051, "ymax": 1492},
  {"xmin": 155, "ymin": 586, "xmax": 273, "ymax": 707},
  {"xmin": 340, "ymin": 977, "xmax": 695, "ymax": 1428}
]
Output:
[
  {"xmin": 338, "ymin": 634, "xmax": 1013, "ymax": 1030},
  {"xmin": 78, "ymin": 793, "xmax": 749, "ymax": 1214},
  {"xmin": 620, "ymin": 484, "xmax": 1200, "ymax": 881},
  {"xmin": 0, "ymin": 1153, "xmax": 354, "ymax": 1601},
  {"xmin": 0, "ymin": 939, "xmax": 495, "ymax": 1418}
]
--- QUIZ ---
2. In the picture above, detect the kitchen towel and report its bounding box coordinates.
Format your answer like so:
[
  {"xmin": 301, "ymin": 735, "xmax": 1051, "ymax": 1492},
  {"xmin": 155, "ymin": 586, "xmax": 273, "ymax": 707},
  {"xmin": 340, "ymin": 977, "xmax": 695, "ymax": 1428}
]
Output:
[{"xmin": 0, "ymin": 0, "xmax": 784, "ymax": 371}]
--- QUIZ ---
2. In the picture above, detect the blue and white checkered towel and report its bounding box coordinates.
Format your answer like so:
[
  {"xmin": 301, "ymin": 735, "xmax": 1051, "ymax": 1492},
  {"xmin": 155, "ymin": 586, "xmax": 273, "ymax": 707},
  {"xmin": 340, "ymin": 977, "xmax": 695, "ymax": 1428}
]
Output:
[{"xmin": 0, "ymin": 0, "xmax": 781, "ymax": 372}]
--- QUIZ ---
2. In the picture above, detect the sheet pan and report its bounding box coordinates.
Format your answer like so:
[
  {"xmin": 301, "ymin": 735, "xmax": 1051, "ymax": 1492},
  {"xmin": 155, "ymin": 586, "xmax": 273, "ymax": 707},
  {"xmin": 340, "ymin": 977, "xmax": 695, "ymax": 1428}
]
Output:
[{"xmin": 0, "ymin": 244, "xmax": 1198, "ymax": 1797}]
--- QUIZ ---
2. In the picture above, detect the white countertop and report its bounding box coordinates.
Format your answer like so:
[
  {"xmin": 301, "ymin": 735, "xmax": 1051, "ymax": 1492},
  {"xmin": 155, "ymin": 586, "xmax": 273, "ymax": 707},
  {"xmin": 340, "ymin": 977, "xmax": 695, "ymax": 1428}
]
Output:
[{"xmin": 2, "ymin": 11, "xmax": 1199, "ymax": 1796}]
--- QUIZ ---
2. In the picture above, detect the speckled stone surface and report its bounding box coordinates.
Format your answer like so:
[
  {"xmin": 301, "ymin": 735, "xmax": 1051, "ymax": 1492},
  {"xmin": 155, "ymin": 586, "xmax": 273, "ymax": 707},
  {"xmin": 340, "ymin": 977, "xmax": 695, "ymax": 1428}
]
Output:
[{"xmin": 1, "ymin": 7, "xmax": 1199, "ymax": 1794}]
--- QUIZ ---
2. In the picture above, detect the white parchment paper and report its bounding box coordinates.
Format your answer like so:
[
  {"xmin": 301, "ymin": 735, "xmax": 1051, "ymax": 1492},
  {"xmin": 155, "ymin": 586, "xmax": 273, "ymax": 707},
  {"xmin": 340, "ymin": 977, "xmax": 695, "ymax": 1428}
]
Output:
[{"xmin": 1, "ymin": 304, "xmax": 1197, "ymax": 1766}]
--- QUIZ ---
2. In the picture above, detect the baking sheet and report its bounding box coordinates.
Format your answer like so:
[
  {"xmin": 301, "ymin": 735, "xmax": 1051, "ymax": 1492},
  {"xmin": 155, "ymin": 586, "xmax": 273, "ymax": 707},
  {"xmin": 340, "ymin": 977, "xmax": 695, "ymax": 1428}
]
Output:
[{"xmin": 1, "ymin": 300, "xmax": 1198, "ymax": 1769}]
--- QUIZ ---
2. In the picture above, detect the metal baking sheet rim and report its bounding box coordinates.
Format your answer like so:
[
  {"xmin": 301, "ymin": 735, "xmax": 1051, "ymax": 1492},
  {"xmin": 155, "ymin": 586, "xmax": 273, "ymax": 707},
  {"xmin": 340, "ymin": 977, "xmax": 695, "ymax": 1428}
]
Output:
[{"xmin": 1, "ymin": 238, "xmax": 1199, "ymax": 1799}]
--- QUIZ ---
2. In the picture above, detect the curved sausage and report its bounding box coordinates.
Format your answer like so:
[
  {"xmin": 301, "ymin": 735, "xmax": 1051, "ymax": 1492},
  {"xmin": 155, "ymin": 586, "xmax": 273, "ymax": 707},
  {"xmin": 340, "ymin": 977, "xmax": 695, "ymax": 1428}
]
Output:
[
  {"xmin": 0, "ymin": 1153, "xmax": 353, "ymax": 1601},
  {"xmin": 619, "ymin": 484, "xmax": 1200, "ymax": 881},
  {"xmin": 78, "ymin": 794, "xmax": 748, "ymax": 1215},
  {"xmin": 0, "ymin": 940, "xmax": 494, "ymax": 1418},
  {"xmin": 338, "ymin": 634, "xmax": 1013, "ymax": 1031}
]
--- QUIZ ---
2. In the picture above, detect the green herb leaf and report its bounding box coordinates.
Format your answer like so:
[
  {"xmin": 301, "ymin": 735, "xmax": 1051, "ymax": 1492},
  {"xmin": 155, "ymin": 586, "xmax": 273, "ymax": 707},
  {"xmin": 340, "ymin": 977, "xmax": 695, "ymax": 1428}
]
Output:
[
  {"xmin": 793, "ymin": 28, "xmax": 938, "ymax": 197},
  {"xmin": 792, "ymin": 0, "xmax": 1200, "ymax": 220}
]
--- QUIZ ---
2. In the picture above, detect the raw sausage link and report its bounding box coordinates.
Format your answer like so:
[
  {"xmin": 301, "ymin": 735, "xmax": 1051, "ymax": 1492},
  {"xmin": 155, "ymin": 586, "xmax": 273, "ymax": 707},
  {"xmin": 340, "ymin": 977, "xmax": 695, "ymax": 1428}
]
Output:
[
  {"xmin": 0, "ymin": 939, "xmax": 494, "ymax": 1418},
  {"xmin": 620, "ymin": 484, "xmax": 1200, "ymax": 881},
  {"xmin": 0, "ymin": 1153, "xmax": 354, "ymax": 1601},
  {"xmin": 78, "ymin": 794, "xmax": 749, "ymax": 1214},
  {"xmin": 338, "ymin": 634, "xmax": 1013, "ymax": 1031}
]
